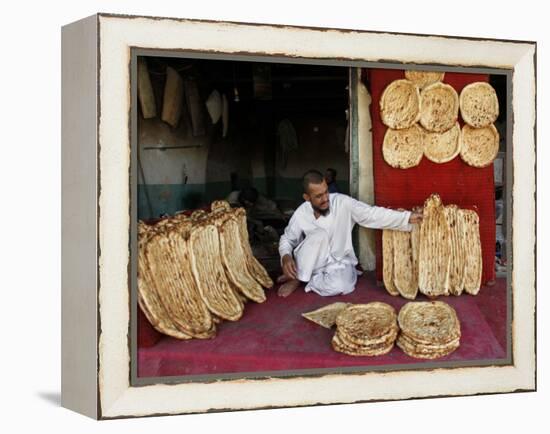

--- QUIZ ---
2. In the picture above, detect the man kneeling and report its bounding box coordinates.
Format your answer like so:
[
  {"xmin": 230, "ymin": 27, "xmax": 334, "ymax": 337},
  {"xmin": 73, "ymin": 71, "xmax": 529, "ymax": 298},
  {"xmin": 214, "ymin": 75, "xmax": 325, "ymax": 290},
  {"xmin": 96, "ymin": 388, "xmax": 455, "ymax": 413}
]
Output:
[{"xmin": 277, "ymin": 169, "xmax": 423, "ymax": 297}]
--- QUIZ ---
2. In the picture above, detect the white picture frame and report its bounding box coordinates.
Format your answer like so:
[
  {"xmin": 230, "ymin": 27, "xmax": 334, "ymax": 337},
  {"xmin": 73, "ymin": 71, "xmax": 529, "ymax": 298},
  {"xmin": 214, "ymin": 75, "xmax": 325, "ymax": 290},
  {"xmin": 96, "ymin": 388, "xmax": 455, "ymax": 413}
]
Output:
[{"xmin": 61, "ymin": 13, "xmax": 536, "ymax": 419}]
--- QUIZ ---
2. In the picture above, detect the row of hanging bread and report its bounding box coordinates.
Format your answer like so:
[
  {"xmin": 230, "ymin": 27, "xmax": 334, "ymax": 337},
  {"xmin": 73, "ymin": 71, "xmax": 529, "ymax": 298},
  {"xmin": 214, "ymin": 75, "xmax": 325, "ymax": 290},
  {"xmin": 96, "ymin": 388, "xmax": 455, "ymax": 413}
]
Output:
[
  {"xmin": 382, "ymin": 194, "xmax": 482, "ymax": 300},
  {"xmin": 380, "ymin": 71, "xmax": 499, "ymax": 169},
  {"xmin": 137, "ymin": 58, "xmax": 229, "ymax": 137},
  {"xmin": 138, "ymin": 200, "xmax": 273, "ymax": 340}
]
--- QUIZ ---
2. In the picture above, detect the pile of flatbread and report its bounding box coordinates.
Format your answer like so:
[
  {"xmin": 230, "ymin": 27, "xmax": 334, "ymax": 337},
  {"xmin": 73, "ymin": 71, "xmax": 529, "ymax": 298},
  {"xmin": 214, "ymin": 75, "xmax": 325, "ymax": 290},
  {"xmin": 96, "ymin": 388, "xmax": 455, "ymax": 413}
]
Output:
[
  {"xmin": 303, "ymin": 299, "xmax": 460, "ymax": 359},
  {"xmin": 383, "ymin": 193, "xmax": 482, "ymax": 299},
  {"xmin": 138, "ymin": 200, "xmax": 273, "ymax": 340},
  {"xmin": 331, "ymin": 303, "xmax": 399, "ymax": 356},
  {"xmin": 397, "ymin": 301, "xmax": 461, "ymax": 359},
  {"xmin": 380, "ymin": 71, "xmax": 499, "ymax": 169}
]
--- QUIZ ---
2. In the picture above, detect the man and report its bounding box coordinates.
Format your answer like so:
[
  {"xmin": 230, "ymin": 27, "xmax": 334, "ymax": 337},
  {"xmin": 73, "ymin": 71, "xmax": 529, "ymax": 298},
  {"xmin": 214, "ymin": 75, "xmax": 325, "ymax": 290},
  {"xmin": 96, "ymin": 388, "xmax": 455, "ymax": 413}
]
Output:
[
  {"xmin": 325, "ymin": 168, "xmax": 339, "ymax": 193},
  {"xmin": 226, "ymin": 187, "xmax": 285, "ymax": 221},
  {"xmin": 226, "ymin": 186, "xmax": 287, "ymax": 241},
  {"xmin": 277, "ymin": 170, "xmax": 423, "ymax": 297}
]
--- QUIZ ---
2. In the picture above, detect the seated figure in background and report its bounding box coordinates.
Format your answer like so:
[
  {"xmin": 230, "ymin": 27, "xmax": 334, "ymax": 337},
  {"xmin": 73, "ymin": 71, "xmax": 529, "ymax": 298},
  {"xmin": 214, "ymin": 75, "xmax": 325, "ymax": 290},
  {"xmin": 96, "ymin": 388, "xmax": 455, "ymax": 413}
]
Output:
[{"xmin": 226, "ymin": 187, "xmax": 287, "ymax": 243}]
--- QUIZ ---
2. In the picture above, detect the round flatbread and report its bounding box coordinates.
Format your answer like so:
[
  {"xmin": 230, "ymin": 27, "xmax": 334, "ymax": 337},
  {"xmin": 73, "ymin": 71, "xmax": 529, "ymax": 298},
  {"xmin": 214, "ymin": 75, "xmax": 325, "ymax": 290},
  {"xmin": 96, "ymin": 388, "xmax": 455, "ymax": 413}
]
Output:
[
  {"xmin": 335, "ymin": 302, "xmax": 398, "ymax": 346},
  {"xmin": 419, "ymin": 82, "xmax": 459, "ymax": 132},
  {"xmin": 380, "ymin": 79, "xmax": 421, "ymax": 129},
  {"xmin": 382, "ymin": 124, "xmax": 424, "ymax": 169},
  {"xmin": 398, "ymin": 331, "xmax": 460, "ymax": 353},
  {"xmin": 397, "ymin": 301, "xmax": 461, "ymax": 345},
  {"xmin": 405, "ymin": 70, "xmax": 445, "ymax": 89},
  {"xmin": 422, "ymin": 122, "xmax": 461, "ymax": 163},
  {"xmin": 460, "ymin": 124, "xmax": 499, "ymax": 168},
  {"xmin": 459, "ymin": 82, "xmax": 499, "ymax": 128},
  {"xmin": 332, "ymin": 333, "xmax": 395, "ymax": 357},
  {"xmin": 397, "ymin": 334, "xmax": 459, "ymax": 359}
]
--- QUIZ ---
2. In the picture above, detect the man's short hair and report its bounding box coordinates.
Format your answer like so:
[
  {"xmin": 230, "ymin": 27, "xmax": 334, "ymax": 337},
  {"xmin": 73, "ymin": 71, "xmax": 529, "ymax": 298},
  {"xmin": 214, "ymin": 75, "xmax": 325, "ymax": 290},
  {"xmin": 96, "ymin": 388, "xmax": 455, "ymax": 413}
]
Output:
[
  {"xmin": 302, "ymin": 169, "xmax": 325, "ymax": 193},
  {"xmin": 326, "ymin": 168, "xmax": 337, "ymax": 178}
]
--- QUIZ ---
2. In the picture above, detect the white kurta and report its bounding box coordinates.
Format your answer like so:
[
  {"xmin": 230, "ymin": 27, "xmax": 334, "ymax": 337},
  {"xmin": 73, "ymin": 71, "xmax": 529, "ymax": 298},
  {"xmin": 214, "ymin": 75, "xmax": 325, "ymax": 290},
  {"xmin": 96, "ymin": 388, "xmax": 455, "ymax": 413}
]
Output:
[{"xmin": 278, "ymin": 193, "xmax": 412, "ymax": 296}]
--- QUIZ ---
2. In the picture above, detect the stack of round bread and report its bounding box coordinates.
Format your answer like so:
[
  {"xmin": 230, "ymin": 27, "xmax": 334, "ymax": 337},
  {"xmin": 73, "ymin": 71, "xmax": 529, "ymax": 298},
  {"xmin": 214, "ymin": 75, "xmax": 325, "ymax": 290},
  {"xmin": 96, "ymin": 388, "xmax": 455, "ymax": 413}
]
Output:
[
  {"xmin": 137, "ymin": 200, "xmax": 273, "ymax": 340},
  {"xmin": 397, "ymin": 301, "xmax": 461, "ymax": 359},
  {"xmin": 332, "ymin": 302, "xmax": 399, "ymax": 356}
]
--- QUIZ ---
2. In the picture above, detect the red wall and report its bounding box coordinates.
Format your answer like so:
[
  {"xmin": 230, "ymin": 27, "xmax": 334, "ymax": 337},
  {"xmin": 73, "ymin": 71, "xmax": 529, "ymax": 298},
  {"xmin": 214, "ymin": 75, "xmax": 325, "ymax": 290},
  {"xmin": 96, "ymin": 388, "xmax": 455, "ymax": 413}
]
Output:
[{"xmin": 366, "ymin": 68, "xmax": 496, "ymax": 285}]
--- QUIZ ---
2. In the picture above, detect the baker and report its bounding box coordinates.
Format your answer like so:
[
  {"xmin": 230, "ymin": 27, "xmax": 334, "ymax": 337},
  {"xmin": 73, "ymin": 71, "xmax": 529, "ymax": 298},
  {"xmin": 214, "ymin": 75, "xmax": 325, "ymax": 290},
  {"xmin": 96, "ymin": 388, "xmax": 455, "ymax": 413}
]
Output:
[{"xmin": 277, "ymin": 169, "xmax": 423, "ymax": 297}]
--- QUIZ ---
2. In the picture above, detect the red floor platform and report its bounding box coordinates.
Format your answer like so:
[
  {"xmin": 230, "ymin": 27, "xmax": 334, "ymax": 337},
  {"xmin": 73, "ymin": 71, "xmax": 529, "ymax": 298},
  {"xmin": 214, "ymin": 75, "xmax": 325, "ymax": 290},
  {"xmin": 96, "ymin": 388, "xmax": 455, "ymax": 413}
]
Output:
[{"xmin": 138, "ymin": 272, "xmax": 508, "ymax": 378}]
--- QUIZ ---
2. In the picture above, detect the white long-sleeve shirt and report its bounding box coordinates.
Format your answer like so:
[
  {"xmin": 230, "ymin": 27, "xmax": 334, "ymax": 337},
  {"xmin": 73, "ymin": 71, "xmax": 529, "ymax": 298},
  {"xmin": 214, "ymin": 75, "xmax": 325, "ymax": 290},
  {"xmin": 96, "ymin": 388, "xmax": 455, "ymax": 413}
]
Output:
[{"xmin": 278, "ymin": 193, "xmax": 412, "ymax": 267}]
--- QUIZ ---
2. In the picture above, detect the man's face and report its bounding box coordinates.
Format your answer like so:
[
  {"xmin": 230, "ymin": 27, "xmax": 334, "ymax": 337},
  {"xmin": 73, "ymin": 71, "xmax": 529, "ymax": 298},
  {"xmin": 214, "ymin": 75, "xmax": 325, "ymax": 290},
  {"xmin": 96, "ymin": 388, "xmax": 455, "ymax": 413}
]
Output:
[
  {"xmin": 304, "ymin": 180, "xmax": 330, "ymax": 215},
  {"xmin": 325, "ymin": 171, "xmax": 334, "ymax": 184}
]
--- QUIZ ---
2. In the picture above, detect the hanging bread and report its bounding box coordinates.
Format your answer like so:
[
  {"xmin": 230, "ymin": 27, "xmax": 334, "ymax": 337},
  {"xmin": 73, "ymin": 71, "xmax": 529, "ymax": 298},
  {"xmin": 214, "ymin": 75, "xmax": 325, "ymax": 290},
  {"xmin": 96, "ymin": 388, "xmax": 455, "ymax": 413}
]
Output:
[
  {"xmin": 380, "ymin": 79, "xmax": 421, "ymax": 129},
  {"xmin": 382, "ymin": 124, "xmax": 424, "ymax": 169},
  {"xmin": 459, "ymin": 82, "xmax": 499, "ymax": 128},
  {"xmin": 421, "ymin": 122, "xmax": 461, "ymax": 164},
  {"xmin": 419, "ymin": 82, "xmax": 459, "ymax": 132},
  {"xmin": 460, "ymin": 124, "xmax": 499, "ymax": 168},
  {"xmin": 405, "ymin": 70, "xmax": 445, "ymax": 89}
]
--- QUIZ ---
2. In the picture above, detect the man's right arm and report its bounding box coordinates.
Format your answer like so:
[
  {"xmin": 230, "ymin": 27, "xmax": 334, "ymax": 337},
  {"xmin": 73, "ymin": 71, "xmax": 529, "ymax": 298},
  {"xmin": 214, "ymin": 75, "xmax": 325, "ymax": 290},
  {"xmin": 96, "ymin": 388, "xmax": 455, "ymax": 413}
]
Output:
[
  {"xmin": 279, "ymin": 214, "xmax": 302, "ymax": 280},
  {"xmin": 278, "ymin": 212, "xmax": 303, "ymax": 266}
]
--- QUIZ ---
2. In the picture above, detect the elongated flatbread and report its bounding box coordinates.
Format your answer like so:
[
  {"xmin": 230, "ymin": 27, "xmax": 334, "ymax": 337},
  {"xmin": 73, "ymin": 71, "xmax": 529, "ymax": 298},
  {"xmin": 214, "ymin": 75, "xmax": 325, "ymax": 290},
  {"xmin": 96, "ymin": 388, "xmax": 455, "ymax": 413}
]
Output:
[
  {"xmin": 419, "ymin": 82, "xmax": 459, "ymax": 132},
  {"xmin": 393, "ymin": 230, "xmax": 418, "ymax": 299},
  {"xmin": 137, "ymin": 229, "xmax": 193, "ymax": 339},
  {"xmin": 459, "ymin": 82, "xmax": 499, "ymax": 128},
  {"xmin": 444, "ymin": 205, "xmax": 466, "ymax": 295},
  {"xmin": 460, "ymin": 209, "xmax": 482, "ymax": 295},
  {"xmin": 216, "ymin": 213, "xmax": 266, "ymax": 303},
  {"xmin": 211, "ymin": 199, "xmax": 231, "ymax": 213},
  {"xmin": 405, "ymin": 70, "xmax": 445, "ymax": 89},
  {"xmin": 460, "ymin": 124, "xmax": 499, "ymax": 168},
  {"xmin": 189, "ymin": 221, "xmax": 244, "ymax": 321},
  {"xmin": 190, "ymin": 209, "xmax": 208, "ymax": 221},
  {"xmin": 418, "ymin": 194, "xmax": 451, "ymax": 296},
  {"xmin": 146, "ymin": 228, "xmax": 216, "ymax": 339},
  {"xmin": 382, "ymin": 124, "xmax": 424, "ymax": 169},
  {"xmin": 410, "ymin": 223, "xmax": 421, "ymax": 291},
  {"xmin": 232, "ymin": 207, "xmax": 274, "ymax": 289},
  {"xmin": 422, "ymin": 122, "xmax": 461, "ymax": 164},
  {"xmin": 380, "ymin": 79, "xmax": 421, "ymax": 129},
  {"xmin": 382, "ymin": 230, "xmax": 399, "ymax": 296}
]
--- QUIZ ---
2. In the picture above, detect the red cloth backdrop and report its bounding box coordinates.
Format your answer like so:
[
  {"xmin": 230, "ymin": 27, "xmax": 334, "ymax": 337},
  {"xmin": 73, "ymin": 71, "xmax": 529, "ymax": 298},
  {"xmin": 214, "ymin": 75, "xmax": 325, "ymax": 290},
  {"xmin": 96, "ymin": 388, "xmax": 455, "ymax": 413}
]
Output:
[{"xmin": 366, "ymin": 68, "xmax": 496, "ymax": 285}]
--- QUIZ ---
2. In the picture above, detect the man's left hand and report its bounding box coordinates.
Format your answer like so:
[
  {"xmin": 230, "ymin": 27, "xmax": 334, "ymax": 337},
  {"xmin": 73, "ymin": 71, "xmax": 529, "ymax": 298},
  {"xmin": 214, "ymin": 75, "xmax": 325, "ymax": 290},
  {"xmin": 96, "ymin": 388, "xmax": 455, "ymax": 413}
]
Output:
[{"xmin": 408, "ymin": 211, "xmax": 423, "ymax": 224}]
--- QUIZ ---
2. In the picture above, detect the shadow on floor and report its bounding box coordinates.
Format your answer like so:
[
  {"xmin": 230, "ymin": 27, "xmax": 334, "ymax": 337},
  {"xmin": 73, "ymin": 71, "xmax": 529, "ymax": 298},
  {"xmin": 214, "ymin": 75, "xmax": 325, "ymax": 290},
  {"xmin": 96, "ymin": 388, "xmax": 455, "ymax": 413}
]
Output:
[{"xmin": 37, "ymin": 391, "xmax": 61, "ymax": 407}]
